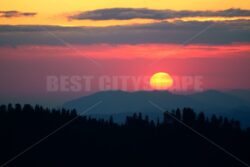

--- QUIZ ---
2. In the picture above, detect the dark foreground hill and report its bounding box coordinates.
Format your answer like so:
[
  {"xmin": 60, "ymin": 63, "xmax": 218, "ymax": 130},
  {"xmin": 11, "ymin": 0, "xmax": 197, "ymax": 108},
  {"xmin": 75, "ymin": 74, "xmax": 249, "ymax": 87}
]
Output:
[{"xmin": 0, "ymin": 104, "xmax": 250, "ymax": 167}]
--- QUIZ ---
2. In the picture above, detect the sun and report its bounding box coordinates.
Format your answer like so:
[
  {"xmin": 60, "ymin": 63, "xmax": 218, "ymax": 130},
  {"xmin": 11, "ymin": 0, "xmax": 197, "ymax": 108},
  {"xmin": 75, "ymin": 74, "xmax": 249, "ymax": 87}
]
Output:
[{"xmin": 150, "ymin": 72, "xmax": 174, "ymax": 90}]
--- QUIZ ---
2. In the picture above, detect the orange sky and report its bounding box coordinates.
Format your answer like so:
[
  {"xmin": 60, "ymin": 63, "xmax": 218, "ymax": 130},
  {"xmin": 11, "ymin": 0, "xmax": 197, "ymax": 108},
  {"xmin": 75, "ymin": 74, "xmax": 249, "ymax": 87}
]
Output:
[
  {"xmin": 1, "ymin": 0, "xmax": 250, "ymax": 100},
  {"xmin": 1, "ymin": 0, "xmax": 250, "ymax": 26}
]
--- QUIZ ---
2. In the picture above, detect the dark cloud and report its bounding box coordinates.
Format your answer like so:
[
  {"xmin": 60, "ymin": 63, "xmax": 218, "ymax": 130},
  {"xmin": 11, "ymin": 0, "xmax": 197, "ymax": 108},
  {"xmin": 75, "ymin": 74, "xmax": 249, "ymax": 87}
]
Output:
[
  {"xmin": 0, "ymin": 11, "xmax": 37, "ymax": 18},
  {"xmin": 0, "ymin": 20, "xmax": 250, "ymax": 46},
  {"xmin": 70, "ymin": 8, "xmax": 250, "ymax": 20}
]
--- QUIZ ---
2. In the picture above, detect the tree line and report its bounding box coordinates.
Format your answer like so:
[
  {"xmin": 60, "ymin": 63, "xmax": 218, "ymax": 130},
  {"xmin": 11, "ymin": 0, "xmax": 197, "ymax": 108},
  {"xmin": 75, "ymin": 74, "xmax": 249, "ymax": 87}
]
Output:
[{"xmin": 0, "ymin": 104, "xmax": 249, "ymax": 167}]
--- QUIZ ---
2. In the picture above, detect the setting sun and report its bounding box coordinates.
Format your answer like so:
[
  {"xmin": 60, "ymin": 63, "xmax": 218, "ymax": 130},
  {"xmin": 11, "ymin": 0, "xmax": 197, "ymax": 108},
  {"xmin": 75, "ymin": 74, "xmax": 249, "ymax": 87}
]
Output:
[{"xmin": 150, "ymin": 72, "xmax": 174, "ymax": 90}]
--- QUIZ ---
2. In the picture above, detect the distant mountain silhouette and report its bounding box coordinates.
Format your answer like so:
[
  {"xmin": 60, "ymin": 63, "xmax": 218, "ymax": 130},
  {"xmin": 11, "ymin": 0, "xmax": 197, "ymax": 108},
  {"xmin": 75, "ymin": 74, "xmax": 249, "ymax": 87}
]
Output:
[
  {"xmin": 64, "ymin": 90, "xmax": 250, "ymax": 127},
  {"xmin": 227, "ymin": 89, "xmax": 250, "ymax": 103}
]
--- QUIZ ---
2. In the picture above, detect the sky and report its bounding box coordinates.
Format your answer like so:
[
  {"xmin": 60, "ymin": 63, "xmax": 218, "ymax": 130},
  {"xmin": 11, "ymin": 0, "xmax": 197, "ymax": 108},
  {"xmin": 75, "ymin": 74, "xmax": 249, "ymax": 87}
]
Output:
[{"xmin": 0, "ymin": 0, "xmax": 250, "ymax": 106}]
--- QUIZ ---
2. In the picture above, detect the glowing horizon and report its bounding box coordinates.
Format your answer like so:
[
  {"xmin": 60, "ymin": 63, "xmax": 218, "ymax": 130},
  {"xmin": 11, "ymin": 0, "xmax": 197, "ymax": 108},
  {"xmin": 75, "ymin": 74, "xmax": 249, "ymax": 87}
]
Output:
[{"xmin": 1, "ymin": 0, "xmax": 250, "ymax": 105}]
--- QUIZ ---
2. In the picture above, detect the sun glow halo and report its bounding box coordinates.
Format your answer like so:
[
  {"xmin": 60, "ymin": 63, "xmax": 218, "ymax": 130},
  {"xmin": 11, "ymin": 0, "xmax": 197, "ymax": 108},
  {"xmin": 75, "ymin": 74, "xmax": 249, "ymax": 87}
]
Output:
[{"xmin": 150, "ymin": 72, "xmax": 174, "ymax": 90}]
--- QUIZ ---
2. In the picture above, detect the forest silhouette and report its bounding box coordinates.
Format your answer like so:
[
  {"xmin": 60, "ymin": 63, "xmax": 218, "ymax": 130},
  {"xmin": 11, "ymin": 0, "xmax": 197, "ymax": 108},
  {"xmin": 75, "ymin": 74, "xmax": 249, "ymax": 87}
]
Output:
[{"xmin": 0, "ymin": 104, "xmax": 249, "ymax": 167}]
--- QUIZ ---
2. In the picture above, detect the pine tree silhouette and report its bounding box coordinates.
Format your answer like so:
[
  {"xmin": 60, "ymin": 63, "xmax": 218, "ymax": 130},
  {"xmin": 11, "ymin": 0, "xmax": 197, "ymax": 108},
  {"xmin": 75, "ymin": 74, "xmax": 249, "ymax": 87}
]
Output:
[{"xmin": 0, "ymin": 104, "xmax": 249, "ymax": 167}]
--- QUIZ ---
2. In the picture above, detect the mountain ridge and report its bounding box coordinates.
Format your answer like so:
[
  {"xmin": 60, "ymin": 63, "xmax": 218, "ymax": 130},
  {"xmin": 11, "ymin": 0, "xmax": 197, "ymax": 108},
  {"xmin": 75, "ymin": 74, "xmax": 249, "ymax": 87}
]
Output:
[{"xmin": 64, "ymin": 89, "xmax": 250, "ymax": 127}]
